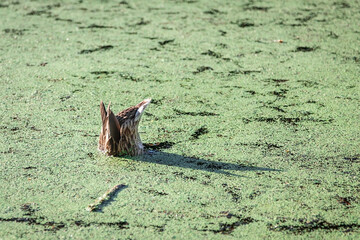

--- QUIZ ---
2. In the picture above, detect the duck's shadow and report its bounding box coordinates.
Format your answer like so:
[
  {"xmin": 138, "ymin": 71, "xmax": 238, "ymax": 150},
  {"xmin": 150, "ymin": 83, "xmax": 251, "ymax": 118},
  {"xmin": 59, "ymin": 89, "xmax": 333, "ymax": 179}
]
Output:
[{"xmin": 124, "ymin": 146, "xmax": 281, "ymax": 176}]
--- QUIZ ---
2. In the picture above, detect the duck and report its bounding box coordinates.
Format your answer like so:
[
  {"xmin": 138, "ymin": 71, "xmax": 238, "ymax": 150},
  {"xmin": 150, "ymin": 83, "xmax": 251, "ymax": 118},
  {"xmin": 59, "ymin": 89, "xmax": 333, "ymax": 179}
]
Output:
[{"xmin": 98, "ymin": 99, "xmax": 151, "ymax": 156}]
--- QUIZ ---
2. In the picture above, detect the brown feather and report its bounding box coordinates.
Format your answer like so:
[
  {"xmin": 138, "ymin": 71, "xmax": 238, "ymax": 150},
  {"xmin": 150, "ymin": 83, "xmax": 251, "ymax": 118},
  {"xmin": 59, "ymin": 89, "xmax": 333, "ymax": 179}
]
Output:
[
  {"xmin": 100, "ymin": 101, "xmax": 107, "ymax": 124},
  {"xmin": 107, "ymin": 108, "xmax": 120, "ymax": 144}
]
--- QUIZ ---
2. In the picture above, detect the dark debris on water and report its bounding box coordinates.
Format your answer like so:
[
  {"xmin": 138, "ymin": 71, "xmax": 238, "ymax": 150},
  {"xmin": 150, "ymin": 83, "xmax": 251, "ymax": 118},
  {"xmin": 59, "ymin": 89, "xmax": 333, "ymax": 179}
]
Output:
[
  {"xmin": 268, "ymin": 218, "xmax": 360, "ymax": 234},
  {"xmin": 144, "ymin": 141, "xmax": 175, "ymax": 150},
  {"xmin": 191, "ymin": 126, "xmax": 209, "ymax": 139},
  {"xmin": 174, "ymin": 109, "xmax": 218, "ymax": 116},
  {"xmin": 79, "ymin": 45, "xmax": 114, "ymax": 54}
]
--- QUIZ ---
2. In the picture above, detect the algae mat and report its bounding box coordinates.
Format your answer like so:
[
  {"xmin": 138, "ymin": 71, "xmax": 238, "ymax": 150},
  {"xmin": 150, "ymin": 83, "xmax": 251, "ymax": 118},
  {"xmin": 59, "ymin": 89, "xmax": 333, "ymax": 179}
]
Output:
[{"xmin": 0, "ymin": 0, "xmax": 359, "ymax": 239}]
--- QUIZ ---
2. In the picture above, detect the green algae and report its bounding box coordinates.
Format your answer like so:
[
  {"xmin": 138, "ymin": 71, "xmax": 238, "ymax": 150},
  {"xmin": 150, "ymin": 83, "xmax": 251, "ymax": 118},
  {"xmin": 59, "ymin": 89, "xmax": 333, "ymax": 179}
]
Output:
[{"xmin": 0, "ymin": 0, "xmax": 359, "ymax": 239}]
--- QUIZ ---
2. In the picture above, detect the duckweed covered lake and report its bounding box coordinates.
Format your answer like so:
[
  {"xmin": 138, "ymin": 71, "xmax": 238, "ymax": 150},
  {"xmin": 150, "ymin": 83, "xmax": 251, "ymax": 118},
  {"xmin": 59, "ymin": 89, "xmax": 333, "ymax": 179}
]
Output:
[{"xmin": 0, "ymin": 0, "xmax": 359, "ymax": 239}]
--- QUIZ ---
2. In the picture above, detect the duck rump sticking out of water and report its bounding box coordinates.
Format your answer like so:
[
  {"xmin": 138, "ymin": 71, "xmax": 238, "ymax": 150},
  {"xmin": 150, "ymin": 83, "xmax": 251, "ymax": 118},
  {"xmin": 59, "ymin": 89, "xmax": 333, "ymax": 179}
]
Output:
[{"xmin": 98, "ymin": 99, "xmax": 151, "ymax": 156}]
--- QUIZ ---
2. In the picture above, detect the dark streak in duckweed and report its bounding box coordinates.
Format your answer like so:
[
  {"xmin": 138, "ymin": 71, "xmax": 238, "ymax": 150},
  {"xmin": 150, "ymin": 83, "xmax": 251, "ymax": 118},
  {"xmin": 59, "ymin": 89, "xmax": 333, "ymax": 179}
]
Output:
[
  {"xmin": 232, "ymin": 20, "xmax": 255, "ymax": 28},
  {"xmin": 236, "ymin": 142, "xmax": 283, "ymax": 150},
  {"xmin": 193, "ymin": 66, "xmax": 214, "ymax": 74},
  {"xmin": 269, "ymin": 89, "xmax": 288, "ymax": 98},
  {"xmin": 245, "ymin": 90, "xmax": 256, "ymax": 95},
  {"xmin": 131, "ymin": 18, "xmax": 151, "ymax": 26},
  {"xmin": 243, "ymin": 116, "xmax": 333, "ymax": 125},
  {"xmin": 142, "ymin": 189, "xmax": 168, "ymax": 196},
  {"xmin": 54, "ymin": 17, "xmax": 81, "ymax": 24},
  {"xmin": 23, "ymin": 166, "xmax": 37, "ymax": 170},
  {"xmin": 90, "ymin": 71, "xmax": 116, "ymax": 75},
  {"xmin": 174, "ymin": 109, "xmax": 218, "ymax": 116},
  {"xmin": 294, "ymin": 46, "xmax": 319, "ymax": 52},
  {"xmin": 268, "ymin": 220, "xmax": 360, "ymax": 234},
  {"xmin": 80, "ymin": 24, "xmax": 117, "ymax": 29},
  {"xmin": 191, "ymin": 126, "xmax": 209, "ymax": 139},
  {"xmin": 266, "ymin": 79, "xmax": 290, "ymax": 85},
  {"xmin": 201, "ymin": 50, "xmax": 222, "ymax": 58},
  {"xmin": 243, "ymin": 6, "xmax": 271, "ymax": 12},
  {"xmin": 333, "ymin": 2, "xmax": 351, "ymax": 8},
  {"xmin": 73, "ymin": 220, "xmax": 129, "ymax": 229},
  {"xmin": 0, "ymin": 216, "xmax": 63, "ymax": 231},
  {"xmin": 26, "ymin": 10, "xmax": 50, "ymax": 16},
  {"xmin": 222, "ymin": 183, "xmax": 241, "ymax": 202},
  {"xmin": 0, "ymin": 216, "xmax": 129, "ymax": 232},
  {"xmin": 144, "ymin": 141, "xmax": 175, "ymax": 150},
  {"xmin": 173, "ymin": 171, "xmax": 197, "ymax": 181},
  {"xmin": 295, "ymin": 13, "xmax": 317, "ymax": 23},
  {"xmin": 203, "ymin": 9, "xmax": 223, "ymax": 15},
  {"xmin": 216, "ymin": 218, "xmax": 255, "ymax": 234},
  {"xmin": 228, "ymin": 70, "xmax": 261, "ymax": 76},
  {"xmin": 197, "ymin": 214, "xmax": 255, "ymax": 234},
  {"xmin": 79, "ymin": 45, "xmax": 114, "ymax": 54},
  {"xmin": 297, "ymin": 80, "xmax": 319, "ymax": 87},
  {"xmin": 21, "ymin": 203, "xmax": 38, "ymax": 216},
  {"xmin": 344, "ymin": 155, "xmax": 359, "ymax": 162},
  {"xmin": 4, "ymin": 28, "xmax": 27, "ymax": 35},
  {"xmin": 118, "ymin": 72, "xmax": 141, "ymax": 82},
  {"xmin": 159, "ymin": 39, "xmax": 175, "ymax": 46},
  {"xmin": 262, "ymin": 105, "xmax": 287, "ymax": 113}
]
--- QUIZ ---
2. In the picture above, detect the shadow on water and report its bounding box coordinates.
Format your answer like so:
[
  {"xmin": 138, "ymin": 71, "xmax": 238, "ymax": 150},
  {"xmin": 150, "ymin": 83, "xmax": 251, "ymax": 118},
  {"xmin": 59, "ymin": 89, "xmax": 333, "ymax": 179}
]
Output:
[{"xmin": 125, "ymin": 146, "xmax": 281, "ymax": 176}]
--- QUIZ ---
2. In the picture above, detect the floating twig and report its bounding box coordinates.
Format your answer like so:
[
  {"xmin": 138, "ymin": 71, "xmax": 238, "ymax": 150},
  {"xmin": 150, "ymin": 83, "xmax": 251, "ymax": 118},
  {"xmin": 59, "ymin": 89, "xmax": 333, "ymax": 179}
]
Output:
[{"xmin": 86, "ymin": 184, "xmax": 126, "ymax": 212}]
